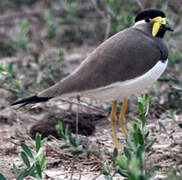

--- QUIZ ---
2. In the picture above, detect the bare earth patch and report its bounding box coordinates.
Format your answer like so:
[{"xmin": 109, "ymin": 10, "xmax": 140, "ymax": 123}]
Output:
[{"xmin": 0, "ymin": 98, "xmax": 181, "ymax": 179}]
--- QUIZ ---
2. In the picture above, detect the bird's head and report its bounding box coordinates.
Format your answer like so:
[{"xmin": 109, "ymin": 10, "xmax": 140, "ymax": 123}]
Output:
[{"xmin": 135, "ymin": 9, "xmax": 173, "ymax": 38}]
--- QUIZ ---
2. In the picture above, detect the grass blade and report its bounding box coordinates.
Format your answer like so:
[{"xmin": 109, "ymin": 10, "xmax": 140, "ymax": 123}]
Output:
[
  {"xmin": 21, "ymin": 151, "xmax": 30, "ymax": 168},
  {"xmin": 0, "ymin": 173, "xmax": 7, "ymax": 180},
  {"xmin": 39, "ymin": 155, "xmax": 46, "ymax": 168},
  {"xmin": 36, "ymin": 162, "xmax": 42, "ymax": 179},
  {"xmin": 35, "ymin": 133, "xmax": 41, "ymax": 153},
  {"xmin": 21, "ymin": 142, "xmax": 34, "ymax": 159}
]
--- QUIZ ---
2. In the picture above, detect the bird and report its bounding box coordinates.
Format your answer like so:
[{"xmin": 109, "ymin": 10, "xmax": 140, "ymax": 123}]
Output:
[{"xmin": 11, "ymin": 9, "xmax": 173, "ymax": 154}]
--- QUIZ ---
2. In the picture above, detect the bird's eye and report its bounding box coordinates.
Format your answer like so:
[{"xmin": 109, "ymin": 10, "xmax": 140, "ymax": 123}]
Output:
[{"xmin": 145, "ymin": 18, "xmax": 150, "ymax": 23}]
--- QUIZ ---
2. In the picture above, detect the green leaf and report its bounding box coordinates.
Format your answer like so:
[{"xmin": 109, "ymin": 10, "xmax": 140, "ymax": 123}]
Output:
[
  {"xmin": 133, "ymin": 132, "xmax": 139, "ymax": 146},
  {"xmin": 126, "ymin": 139, "xmax": 135, "ymax": 151},
  {"xmin": 16, "ymin": 170, "xmax": 29, "ymax": 180},
  {"xmin": 104, "ymin": 161, "xmax": 110, "ymax": 171},
  {"xmin": 103, "ymin": 171, "xmax": 110, "ymax": 176},
  {"xmin": 136, "ymin": 145, "xmax": 145, "ymax": 158},
  {"xmin": 71, "ymin": 149, "xmax": 84, "ymax": 156},
  {"xmin": 59, "ymin": 48, "xmax": 65, "ymax": 59},
  {"xmin": 57, "ymin": 121, "xmax": 63, "ymax": 132},
  {"xmin": 0, "ymin": 65, "xmax": 6, "ymax": 72},
  {"xmin": 86, "ymin": 150, "xmax": 91, "ymax": 159},
  {"xmin": 57, "ymin": 121, "xmax": 66, "ymax": 140},
  {"xmin": 132, "ymin": 123, "xmax": 141, "ymax": 146},
  {"xmin": 27, "ymin": 164, "xmax": 36, "ymax": 177},
  {"xmin": 116, "ymin": 166, "xmax": 128, "ymax": 177},
  {"xmin": 146, "ymin": 96, "xmax": 151, "ymax": 105},
  {"xmin": 35, "ymin": 133, "xmax": 41, "ymax": 153},
  {"xmin": 21, "ymin": 151, "xmax": 30, "ymax": 168},
  {"xmin": 59, "ymin": 144, "xmax": 71, "ymax": 149},
  {"xmin": 21, "ymin": 20, "xmax": 29, "ymax": 32},
  {"xmin": 12, "ymin": 163, "xmax": 22, "ymax": 175},
  {"xmin": 16, "ymin": 174, "xmax": 25, "ymax": 180},
  {"xmin": 116, "ymin": 156, "xmax": 127, "ymax": 169},
  {"xmin": 138, "ymin": 128, "xmax": 144, "ymax": 145},
  {"xmin": 65, "ymin": 125, "xmax": 70, "ymax": 137},
  {"xmin": 41, "ymin": 137, "xmax": 47, "ymax": 146},
  {"xmin": 42, "ymin": 11, "xmax": 51, "ymax": 21},
  {"xmin": 103, "ymin": 175, "xmax": 112, "ymax": 180},
  {"xmin": 138, "ymin": 95, "xmax": 144, "ymax": 104},
  {"xmin": 82, "ymin": 143, "xmax": 88, "ymax": 150},
  {"xmin": 144, "ymin": 131, "xmax": 149, "ymax": 139},
  {"xmin": 39, "ymin": 155, "xmax": 46, "ymax": 168},
  {"xmin": 0, "ymin": 173, "xmax": 7, "ymax": 180},
  {"xmin": 178, "ymin": 123, "xmax": 182, "ymax": 129},
  {"xmin": 139, "ymin": 113, "xmax": 146, "ymax": 128},
  {"xmin": 138, "ymin": 102, "xmax": 144, "ymax": 113},
  {"xmin": 36, "ymin": 162, "xmax": 42, "ymax": 179},
  {"xmin": 167, "ymin": 110, "xmax": 174, "ymax": 119},
  {"xmin": 14, "ymin": 80, "xmax": 21, "ymax": 89},
  {"xmin": 21, "ymin": 142, "xmax": 34, "ymax": 159},
  {"xmin": 8, "ymin": 62, "xmax": 14, "ymax": 75},
  {"xmin": 123, "ymin": 147, "xmax": 131, "ymax": 160},
  {"xmin": 69, "ymin": 135, "xmax": 77, "ymax": 147}
]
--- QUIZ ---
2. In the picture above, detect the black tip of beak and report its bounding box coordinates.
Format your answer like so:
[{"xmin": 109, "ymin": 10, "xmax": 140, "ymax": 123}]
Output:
[
  {"xmin": 161, "ymin": 24, "xmax": 174, "ymax": 31},
  {"xmin": 166, "ymin": 26, "xmax": 174, "ymax": 31}
]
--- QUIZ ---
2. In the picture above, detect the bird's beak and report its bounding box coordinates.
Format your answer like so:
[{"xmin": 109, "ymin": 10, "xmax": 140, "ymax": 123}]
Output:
[{"xmin": 161, "ymin": 23, "xmax": 174, "ymax": 32}]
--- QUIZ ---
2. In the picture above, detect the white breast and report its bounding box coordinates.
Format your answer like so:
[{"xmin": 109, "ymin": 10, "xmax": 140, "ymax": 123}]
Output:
[{"xmin": 81, "ymin": 60, "xmax": 168, "ymax": 101}]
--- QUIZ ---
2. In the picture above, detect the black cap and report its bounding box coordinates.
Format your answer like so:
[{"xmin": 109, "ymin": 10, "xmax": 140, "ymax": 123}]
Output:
[{"xmin": 135, "ymin": 9, "xmax": 166, "ymax": 23}]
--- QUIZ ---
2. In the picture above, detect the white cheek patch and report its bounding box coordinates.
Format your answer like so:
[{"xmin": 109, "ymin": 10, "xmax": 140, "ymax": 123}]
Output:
[{"xmin": 134, "ymin": 20, "xmax": 147, "ymax": 26}]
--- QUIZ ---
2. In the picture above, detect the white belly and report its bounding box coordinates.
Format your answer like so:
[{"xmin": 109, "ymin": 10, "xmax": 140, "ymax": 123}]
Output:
[{"xmin": 81, "ymin": 60, "xmax": 168, "ymax": 101}]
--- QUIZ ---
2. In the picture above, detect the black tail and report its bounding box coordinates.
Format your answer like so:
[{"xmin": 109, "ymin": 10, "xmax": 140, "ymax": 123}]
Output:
[{"xmin": 11, "ymin": 95, "xmax": 53, "ymax": 109}]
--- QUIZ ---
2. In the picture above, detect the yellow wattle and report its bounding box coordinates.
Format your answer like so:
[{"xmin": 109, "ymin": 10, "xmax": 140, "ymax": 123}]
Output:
[
  {"xmin": 152, "ymin": 22, "xmax": 160, "ymax": 37},
  {"xmin": 150, "ymin": 17, "xmax": 166, "ymax": 37}
]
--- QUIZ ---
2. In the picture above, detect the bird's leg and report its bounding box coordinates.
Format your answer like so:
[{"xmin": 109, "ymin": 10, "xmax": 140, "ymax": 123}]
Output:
[
  {"xmin": 76, "ymin": 95, "xmax": 80, "ymax": 140},
  {"xmin": 119, "ymin": 98, "xmax": 128, "ymax": 138},
  {"xmin": 110, "ymin": 100, "xmax": 119, "ymax": 155}
]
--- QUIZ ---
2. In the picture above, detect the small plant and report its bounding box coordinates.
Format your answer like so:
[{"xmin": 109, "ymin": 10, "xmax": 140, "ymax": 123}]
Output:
[
  {"xmin": 166, "ymin": 167, "xmax": 182, "ymax": 180},
  {"xmin": 12, "ymin": 133, "xmax": 47, "ymax": 180},
  {"xmin": 93, "ymin": 0, "xmax": 140, "ymax": 37},
  {"xmin": 56, "ymin": 121, "xmax": 91, "ymax": 157},
  {"xmin": 34, "ymin": 48, "xmax": 68, "ymax": 88},
  {"xmin": 168, "ymin": 85, "xmax": 182, "ymax": 111},
  {"xmin": 9, "ymin": 19, "xmax": 30, "ymax": 53},
  {"xmin": 103, "ymin": 161, "xmax": 116, "ymax": 180},
  {"xmin": 104, "ymin": 95, "xmax": 156, "ymax": 180},
  {"xmin": 168, "ymin": 110, "xmax": 182, "ymax": 129},
  {"xmin": 0, "ymin": 133, "xmax": 47, "ymax": 180},
  {"xmin": 116, "ymin": 95, "xmax": 156, "ymax": 180},
  {"xmin": 0, "ymin": 47, "xmax": 67, "ymax": 101},
  {"xmin": 42, "ymin": 11, "xmax": 62, "ymax": 40},
  {"xmin": 0, "ymin": 62, "xmax": 30, "ymax": 100},
  {"xmin": 0, "ymin": 64, "xmax": 6, "ymax": 75}
]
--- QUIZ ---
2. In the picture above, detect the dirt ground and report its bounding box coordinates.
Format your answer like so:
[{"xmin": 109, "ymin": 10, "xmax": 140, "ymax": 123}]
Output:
[{"xmin": 0, "ymin": 99, "xmax": 182, "ymax": 180}]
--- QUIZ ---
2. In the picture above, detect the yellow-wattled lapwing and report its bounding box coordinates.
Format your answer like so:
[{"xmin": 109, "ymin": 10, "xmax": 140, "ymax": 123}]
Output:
[{"xmin": 12, "ymin": 9, "xmax": 173, "ymax": 153}]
